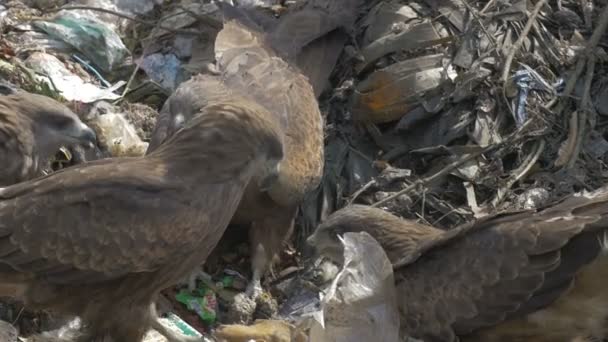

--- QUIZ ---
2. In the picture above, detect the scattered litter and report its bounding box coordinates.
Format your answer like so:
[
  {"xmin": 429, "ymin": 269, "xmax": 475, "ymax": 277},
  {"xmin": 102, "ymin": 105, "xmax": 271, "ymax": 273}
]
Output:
[
  {"xmin": 0, "ymin": 321, "xmax": 17, "ymax": 342},
  {"xmin": 175, "ymin": 286, "xmax": 218, "ymax": 325},
  {"xmin": 118, "ymin": 102, "xmax": 158, "ymax": 141},
  {"xmin": 511, "ymin": 67, "xmax": 561, "ymax": 127},
  {"xmin": 304, "ymin": 232, "xmax": 400, "ymax": 342},
  {"xmin": 224, "ymin": 293, "xmax": 257, "ymax": 324},
  {"xmin": 25, "ymin": 52, "xmax": 124, "ymax": 103},
  {"xmin": 33, "ymin": 11, "xmax": 130, "ymax": 72},
  {"xmin": 515, "ymin": 188, "xmax": 550, "ymax": 210},
  {"xmin": 72, "ymin": 54, "xmax": 111, "ymax": 87},
  {"xmin": 214, "ymin": 319, "xmax": 307, "ymax": 342},
  {"xmin": 139, "ymin": 53, "xmax": 183, "ymax": 91},
  {"xmin": 356, "ymin": 20, "xmax": 451, "ymax": 73},
  {"xmin": 90, "ymin": 112, "xmax": 148, "ymax": 157},
  {"xmin": 144, "ymin": 313, "xmax": 211, "ymax": 342},
  {"xmin": 352, "ymin": 54, "xmax": 454, "ymax": 123}
]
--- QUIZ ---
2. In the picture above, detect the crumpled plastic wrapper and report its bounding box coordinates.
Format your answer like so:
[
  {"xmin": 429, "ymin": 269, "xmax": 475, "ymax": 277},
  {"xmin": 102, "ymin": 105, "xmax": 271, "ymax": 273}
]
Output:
[
  {"xmin": 33, "ymin": 11, "xmax": 130, "ymax": 72},
  {"xmin": 139, "ymin": 53, "xmax": 183, "ymax": 91},
  {"xmin": 304, "ymin": 232, "xmax": 400, "ymax": 342},
  {"xmin": 91, "ymin": 113, "xmax": 149, "ymax": 157},
  {"xmin": 0, "ymin": 320, "xmax": 18, "ymax": 342},
  {"xmin": 25, "ymin": 52, "xmax": 124, "ymax": 103}
]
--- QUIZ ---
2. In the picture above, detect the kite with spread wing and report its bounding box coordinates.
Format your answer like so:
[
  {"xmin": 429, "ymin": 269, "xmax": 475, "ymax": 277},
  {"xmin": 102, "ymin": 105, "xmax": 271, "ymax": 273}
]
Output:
[{"xmin": 308, "ymin": 192, "xmax": 608, "ymax": 342}]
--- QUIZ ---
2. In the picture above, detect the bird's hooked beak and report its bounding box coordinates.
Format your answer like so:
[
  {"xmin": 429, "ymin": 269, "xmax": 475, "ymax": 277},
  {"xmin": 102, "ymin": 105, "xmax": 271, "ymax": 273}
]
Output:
[
  {"xmin": 66, "ymin": 122, "xmax": 97, "ymax": 149},
  {"xmin": 258, "ymin": 162, "xmax": 281, "ymax": 192}
]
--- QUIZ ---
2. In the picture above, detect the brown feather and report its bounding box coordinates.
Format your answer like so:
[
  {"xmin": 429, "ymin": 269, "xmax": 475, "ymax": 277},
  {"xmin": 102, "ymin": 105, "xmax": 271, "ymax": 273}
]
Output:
[
  {"xmin": 0, "ymin": 100, "xmax": 283, "ymax": 341},
  {"xmin": 147, "ymin": 5, "xmax": 327, "ymax": 289},
  {"xmin": 309, "ymin": 188, "xmax": 608, "ymax": 341}
]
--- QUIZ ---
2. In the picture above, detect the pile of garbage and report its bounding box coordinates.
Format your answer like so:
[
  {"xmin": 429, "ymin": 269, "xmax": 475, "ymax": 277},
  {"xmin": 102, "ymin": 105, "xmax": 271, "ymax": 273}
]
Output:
[{"xmin": 0, "ymin": 0, "xmax": 607, "ymax": 340}]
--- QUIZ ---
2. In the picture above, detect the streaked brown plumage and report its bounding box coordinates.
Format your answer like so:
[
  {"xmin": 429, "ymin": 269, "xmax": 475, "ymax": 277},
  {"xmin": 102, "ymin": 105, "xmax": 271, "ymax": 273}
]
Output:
[
  {"xmin": 0, "ymin": 100, "xmax": 284, "ymax": 342},
  {"xmin": 0, "ymin": 90, "xmax": 97, "ymax": 186},
  {"xmin": 147, "ymin": 5, "xmax": 324, "ymax": 296},
  {"xmin": 307, "ymin": 190, "xmax": 608, "ymax": 342}
]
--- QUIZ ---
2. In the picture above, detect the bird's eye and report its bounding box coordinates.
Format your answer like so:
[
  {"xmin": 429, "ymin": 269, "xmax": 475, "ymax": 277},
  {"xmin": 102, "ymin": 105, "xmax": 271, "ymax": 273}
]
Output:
[{"xmin": 47, "ymin": 116, "xmax": 72, "ymax": 129}]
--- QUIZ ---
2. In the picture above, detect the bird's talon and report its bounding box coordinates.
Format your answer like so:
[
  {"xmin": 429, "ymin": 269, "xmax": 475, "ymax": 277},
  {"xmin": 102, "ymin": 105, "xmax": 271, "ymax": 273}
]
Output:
[{"xmin": 245, "ymin": 280, "xmax": 263, "ymax": 300}]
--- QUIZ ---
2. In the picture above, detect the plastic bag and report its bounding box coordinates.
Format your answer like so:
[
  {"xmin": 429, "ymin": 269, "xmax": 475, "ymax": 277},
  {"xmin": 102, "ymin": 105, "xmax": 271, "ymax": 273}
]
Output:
[
  {"xmin": 306, "ymin": 232, "xmax": 401, "ymax": 342},
  {"xmin": 33, "ymin": 11, "xmax": 129, "ymax": 72}
]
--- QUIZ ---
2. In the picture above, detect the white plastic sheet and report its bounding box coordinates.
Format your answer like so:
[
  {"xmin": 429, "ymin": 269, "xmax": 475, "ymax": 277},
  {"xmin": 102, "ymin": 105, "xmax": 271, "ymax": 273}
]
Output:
[
  {"xmin": 93, "ymin": 113, "xmax": 148, "ymax": 157},
  {"xmin": 25, "ymin": 52, "xmax": 125, "ymax": 103},
  {"xmin": 306, "ymin": 232, "xmax": 400, "ymax": 342}
]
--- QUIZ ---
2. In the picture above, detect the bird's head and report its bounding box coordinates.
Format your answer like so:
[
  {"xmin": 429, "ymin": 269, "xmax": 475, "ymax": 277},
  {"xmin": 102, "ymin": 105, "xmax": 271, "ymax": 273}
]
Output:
[
  {"xmin": 307, "ymin": 204, "xmax": 438, "ymax": 265},
  {"xmin": 19, "ymin": 93, "xmax": 97, "ymax": 153},
  {"xmin": 232, "ymin": 101, "xmax": 284, "ymax": 192},
  {"xmin": 307, "ymin": 205, "xmax": 386, "ymax": 263},
  {"xmin": 153, "ymin": 100, "xmax": 285, "ymax": 185}
]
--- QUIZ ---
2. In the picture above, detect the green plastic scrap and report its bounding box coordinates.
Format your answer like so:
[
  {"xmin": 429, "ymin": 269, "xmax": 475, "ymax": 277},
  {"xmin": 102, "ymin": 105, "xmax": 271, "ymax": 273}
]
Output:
[
  {"xmin": 175, "ymin": 286, "xmax": 217, "ymax": 324},
  {"xmin": 161, "ymin": 313, "xmax": 202, "ymax": 338},
  {"xmin": 220, "ymin": 275, "xmax": 234, "ymax": 288},
  {"xmin": 33, "ymin": 12, "xmax": 129, "ymax": 72}
]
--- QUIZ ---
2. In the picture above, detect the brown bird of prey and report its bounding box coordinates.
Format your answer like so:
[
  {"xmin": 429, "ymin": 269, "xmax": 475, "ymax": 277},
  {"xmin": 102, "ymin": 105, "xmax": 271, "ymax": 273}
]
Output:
[
  {"xmin": 0, "ymin": 90, "xmax": 97, "ymax": 186},
  {"xmin": 0, "ymin": 99, "xmax": 284, "ymax": 342},
  {"xmin": 147, "ymin": 5, "xmax": 324, "ymax": 297},
  {"xmin": 307, "ymin": 192, "xmax": 608, "ymax": 342}
]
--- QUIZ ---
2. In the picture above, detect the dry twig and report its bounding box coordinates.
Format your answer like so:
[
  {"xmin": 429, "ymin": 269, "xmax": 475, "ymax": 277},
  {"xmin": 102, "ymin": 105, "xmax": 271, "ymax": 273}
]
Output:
[
  {"xmin": 371, "ymin": 150, "xmax": 488, "ymax": 208},
  {"xmin": 555, "ymin": 3, "xmax": 608, "ymax": 167},
  {"xmin": 501, "ymin": 0, "xmax": 549, "ymax": 83},
  {"xmin": 490, "ymin": 139, "xmax": 546, "ymax": 207},
  {"xmin": 370, "ymin": 120, "xmax": 533, "ymax": 209},
  {"xmin": 557, "ymin": 2, "xmax": 608, "ymax": 114}
]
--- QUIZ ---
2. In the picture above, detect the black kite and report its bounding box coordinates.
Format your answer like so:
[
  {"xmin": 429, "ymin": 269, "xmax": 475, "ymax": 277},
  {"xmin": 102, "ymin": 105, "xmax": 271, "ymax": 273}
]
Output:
[
  {"xmin": 0, "ymin": 100, "xmax": 284, "ymax": 342},
  {"xmin": 0, "ymin": 90, "xmax": 96, "ymax": 186},
  {"xmin": 308, "ymin": 193, "xmax": 608, "ymax": 342},
  {"xmin": 147, "ymin": 6, "xmax": 324, "ymax": 297}
]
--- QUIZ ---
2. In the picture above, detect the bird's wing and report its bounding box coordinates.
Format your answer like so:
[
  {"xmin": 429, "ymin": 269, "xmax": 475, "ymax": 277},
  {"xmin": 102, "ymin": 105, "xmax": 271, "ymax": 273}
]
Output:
[
  {"xmin": 0, "ymin": 158, "xmax": 244, "ymax": 285},
  {"xmin": 0, "ymin": 97, "xmax": 33, "ymax": 185},
  {"xmin": 399, "ymin": 188, "xmax": 608, "ymax": 341},
  {"xmin": 0, "ymin": 127, "xmax": 29, "ymax": 186},
  {"xmin": 215, "ymin": 18, "xmax": 294, "ymax": 132},
  {"xmin": 150, "ymin": 7, "xmax": 324, "ymax": 206},
  {"xmin": 216, "ymin": 18, "xmax": 324, "ymax": 204}
]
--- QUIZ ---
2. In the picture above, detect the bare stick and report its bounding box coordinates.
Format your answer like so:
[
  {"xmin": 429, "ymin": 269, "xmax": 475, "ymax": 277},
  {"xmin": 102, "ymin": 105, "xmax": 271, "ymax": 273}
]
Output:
[
  {"xmin": 501, "ymin": 0, "xmax": 548, "ymax": 83},
  {"xmin": 371, "ymin": 149, "xmax": 487, "ymax": 208},
  {"xmin": 347, "ymin": 179, "xmax": 376, "ymax": 205},
  {"xmin": 581, "ymin": 54, "xmax": 596, "ymax": 111},
  {"xmin": 371, "ymin": 121, "xmax": 531, "ymax": 209},
  {"xmin": 557, "ymin": 2, "xmax": 608, "ymax": 114}
]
